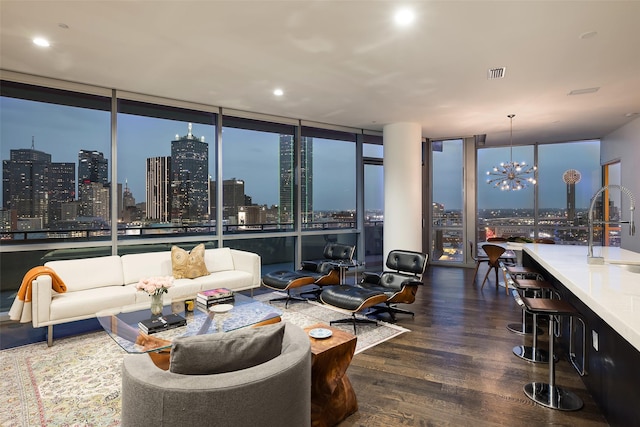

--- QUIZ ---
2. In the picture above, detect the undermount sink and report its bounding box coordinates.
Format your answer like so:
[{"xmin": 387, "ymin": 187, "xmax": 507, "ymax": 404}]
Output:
[
  {"xmin": 619, "ymin": 264, "xmax": 640, "ymax": 274},
  {"xmin": 609, "ymin": 263, "xmax": 640, "ymax": 274}
]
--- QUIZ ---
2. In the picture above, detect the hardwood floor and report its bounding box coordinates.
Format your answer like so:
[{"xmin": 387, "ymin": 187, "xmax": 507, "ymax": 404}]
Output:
[{"xmin": 338, "ymin": 265, "xmax": 608, "ymax": 426}]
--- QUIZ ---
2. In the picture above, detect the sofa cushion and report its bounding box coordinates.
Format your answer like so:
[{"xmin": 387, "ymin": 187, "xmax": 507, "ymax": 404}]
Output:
[
  {"xmin": 50, "ymin": 285, "xmax": 136, "ymax": 320},
  {"xmin": 121, "ymin": 252, "xmax": 173, "ymax": 285},
  {"xmin": 170, "ymin": 322, "xmax": 285, "ymax": 375},
  {"xmin": 171, "ymin": 244, "xmax": 209, "ymax": 280},
  {"xmin": 44, "ymin": 256, "xmax": 124, "ymax": 292},
  {"xmin": 204, "ymin": 247, "xmax": 235, "ymax": 273},
  {"xmin": 194, "ymin": 270, "xmax": 255, "ymax": 292}
]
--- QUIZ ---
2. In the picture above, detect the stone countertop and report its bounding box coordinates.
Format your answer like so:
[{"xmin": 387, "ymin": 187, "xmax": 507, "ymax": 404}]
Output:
[{"xmin": 523, "ymin": 244, "xmax": 640, "ymax": 352}]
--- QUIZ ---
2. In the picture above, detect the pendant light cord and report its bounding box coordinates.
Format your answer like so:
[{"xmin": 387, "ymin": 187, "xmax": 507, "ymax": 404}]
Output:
[{"xmin": 508, "ymin": 114, "xmax": 515, "ymax": 162}]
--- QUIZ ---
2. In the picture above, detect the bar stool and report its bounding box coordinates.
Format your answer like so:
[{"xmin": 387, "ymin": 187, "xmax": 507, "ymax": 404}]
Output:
[
  {"xmin": 501, "ymin": 262, "xmax": 550, "ymax": 336},
  {"xmin": 520, "ymin": 296, "xmax": 587, "ymax": 411},
  {"xmin": 507, "ymin": 279, "xmax": 553, "ymax": 335},
  {"xmin": 506, "ymin": 265, "xmax": 544, "ymax": 281},
  {"xmin": 510, "ymin": 289, "xmax": 549, "ymax": 364}
]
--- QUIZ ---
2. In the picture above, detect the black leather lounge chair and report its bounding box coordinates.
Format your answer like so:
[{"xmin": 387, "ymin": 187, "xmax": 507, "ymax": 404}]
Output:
[
  {"xmin": 320, "ymin": 249, "xmax": 428, "ymax": 333},
  {"xmin": 261, "ymin": 243, "xmax": 356, "ymax": 307}
]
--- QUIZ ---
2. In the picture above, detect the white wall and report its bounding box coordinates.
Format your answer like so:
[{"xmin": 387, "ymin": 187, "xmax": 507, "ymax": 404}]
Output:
[{"xmin": 601, "ymin": 117, "xmax": 640, "ymax": 252}]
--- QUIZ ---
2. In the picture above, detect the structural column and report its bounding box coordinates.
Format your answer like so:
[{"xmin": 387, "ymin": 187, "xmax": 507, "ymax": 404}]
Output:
[{"xmin": 382, "ymin": 122, "xmax": 423, "ymax": 259}]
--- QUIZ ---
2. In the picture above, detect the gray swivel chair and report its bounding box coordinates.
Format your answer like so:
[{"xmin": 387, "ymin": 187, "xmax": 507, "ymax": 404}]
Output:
[{"xmin": 121, "ymin": 323, "xmax": 311, "ymax": 427}]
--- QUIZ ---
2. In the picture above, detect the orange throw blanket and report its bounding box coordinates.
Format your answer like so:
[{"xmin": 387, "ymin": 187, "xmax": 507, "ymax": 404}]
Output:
[{"xmin": 9, "ymin": 266, "xmax": 67, "ymax": 323}]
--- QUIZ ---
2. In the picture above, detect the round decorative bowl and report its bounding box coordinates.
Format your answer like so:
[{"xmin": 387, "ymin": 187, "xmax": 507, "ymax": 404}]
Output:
[{"xmin": 209, "ymin": 303, "xmax": 234, "ymax": 314}]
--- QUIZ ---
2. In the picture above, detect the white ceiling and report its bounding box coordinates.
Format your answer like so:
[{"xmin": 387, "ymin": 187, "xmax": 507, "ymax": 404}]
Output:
[{"xmin": 1, "ymin": 0, "xmax": 639, "ymax": 146}]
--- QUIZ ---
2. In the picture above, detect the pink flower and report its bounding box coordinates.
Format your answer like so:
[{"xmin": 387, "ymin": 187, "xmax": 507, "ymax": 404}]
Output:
[{"xmin": 136, "ymin": 276, "xmax": 174, "ymax": 296}]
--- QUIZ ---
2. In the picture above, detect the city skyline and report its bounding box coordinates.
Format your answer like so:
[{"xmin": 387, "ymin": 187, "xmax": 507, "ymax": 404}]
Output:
[
  {"xmin": 1, "ymin": 96, "xmax": 360, "ymax": 214},
  {"xmin": 2, "ymin": 95, "xmax": 602, "ymax": 224}
]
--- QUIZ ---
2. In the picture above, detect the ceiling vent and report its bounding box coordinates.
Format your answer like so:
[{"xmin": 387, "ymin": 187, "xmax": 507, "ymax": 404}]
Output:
[{"xmin": 487, "ymin": 67, "xmax": 506, "ymax": 79}]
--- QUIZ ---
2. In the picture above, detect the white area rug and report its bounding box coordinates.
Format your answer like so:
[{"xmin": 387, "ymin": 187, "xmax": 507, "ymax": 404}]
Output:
[{"xmin": 0, "ymin": 293, "xmax": 409, "ymax": 426}]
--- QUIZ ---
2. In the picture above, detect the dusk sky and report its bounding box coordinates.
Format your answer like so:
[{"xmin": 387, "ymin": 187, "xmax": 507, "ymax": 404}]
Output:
[
  {"xmin": 1, "ymin": 97, "xmax": 360, "ymax": 211},
  {"xmin": 2, "ymin": 96, "xmax": 600, "ymax": 213}
]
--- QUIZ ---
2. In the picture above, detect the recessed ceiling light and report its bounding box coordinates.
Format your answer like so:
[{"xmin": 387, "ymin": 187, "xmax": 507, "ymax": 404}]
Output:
[
  {"xmin": 394, "ymin": 8, "xmax": 415, "ymax": 26},
  {"xmin": 33, "ymin": 37, "xmax": 50, "ymax": 47},
  {"xmin": 273, "ymin": 88, "xmax": 284, "ymax": 96}
]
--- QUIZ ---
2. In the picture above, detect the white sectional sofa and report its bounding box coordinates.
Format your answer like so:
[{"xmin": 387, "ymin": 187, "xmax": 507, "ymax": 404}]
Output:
[{"xmin": 30, "ymin": 247, "xmax": 261, "ymax": 345}]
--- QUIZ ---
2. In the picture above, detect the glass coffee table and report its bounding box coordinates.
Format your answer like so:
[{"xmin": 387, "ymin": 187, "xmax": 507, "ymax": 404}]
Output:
[{"xmin": 96, "ymin": 293, "xmax": 282, "ymax": 353}]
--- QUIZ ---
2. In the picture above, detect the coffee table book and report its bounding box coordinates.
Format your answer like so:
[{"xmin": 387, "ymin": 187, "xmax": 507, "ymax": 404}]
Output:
[
  {"xmin": 196, "ymin": 295, "xmax": 235, "ymax": 307},
  {"xmin": 196, "ymin": 288, "xmax": 234, "ymax": 305},
  {"xmin": 138, "ymin": 313, "xmax": 187, "ymax": 334}
]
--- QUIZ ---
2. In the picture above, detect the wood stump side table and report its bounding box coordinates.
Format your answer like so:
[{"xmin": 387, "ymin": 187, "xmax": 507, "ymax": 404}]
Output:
[{"xmin": 304, "ymin": 323, "xmax": 358, "ymax": 427}]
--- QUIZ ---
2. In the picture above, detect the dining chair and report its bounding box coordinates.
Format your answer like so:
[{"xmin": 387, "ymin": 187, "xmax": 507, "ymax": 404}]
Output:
[
  {"xmin": 482, "ymin": 238, "xmax": 517, "ymax": 265},
  {"xmin": 480, "ymin": 244, "xmax": 507, "ymax": 293},
  {"xmin": 469, "ymin": 241, "xmax": 489, "ymax": 285}
]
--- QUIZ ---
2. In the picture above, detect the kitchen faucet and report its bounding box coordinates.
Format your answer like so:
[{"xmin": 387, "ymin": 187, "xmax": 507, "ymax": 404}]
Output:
[{"xmin": 587, "ymin": 184, "xmax": 636, "ymax": 264}]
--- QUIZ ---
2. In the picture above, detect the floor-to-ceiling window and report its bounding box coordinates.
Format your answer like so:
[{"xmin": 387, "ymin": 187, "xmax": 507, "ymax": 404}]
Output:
[
  {"xmin": 300, "ymin": 126, "xmax": 357, "ymax": 230},
  {"xmin": 603, "ymin": 161, "xmax": 622, "ymax": 246},
  {"xmin": 220, "ymin": 116, "xmax": 297, "ymax": 272},
  {"xmin": 476, "ymin": 141, "xmax": 600, "ymax": 244},
  {"xmin": 117, "ymin": 99, "xmax": 217, "ymax": 238},
  {"xmin": 1, "ymin": 82, "xmax": 111, "ymax": 241},
  {"xmin": 364, "ymin": 142, "xmax": 383, "ymax": 268},
  {"xmin": 537, "ymin": 140, "xmax": 601, "ymax": 244},
  {"xmin": 431, "ymin": 139, "xmax": 464, "ymax": 262},
  {"xmin": 221, "ymin": 116, "xmax": 295, "ymax": 233},
  {"xmin": 0, "ymin": 81, "xmax": 111, "ymax": 311},
  {"xmin": 477, "ymin": 145, "xmax": 536, "ymax": 241}
]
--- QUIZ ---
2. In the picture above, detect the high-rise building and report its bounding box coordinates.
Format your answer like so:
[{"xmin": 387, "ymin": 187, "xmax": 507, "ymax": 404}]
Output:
[
  {"xmin": 209, "ymin": 177, "xmax": 216, "ymax": 222},
  {"xmin": 48, "ymin": 162, "xmax": 76, "ymax": 224},
  {"xmin": 223, "ymin": 178, "xmax": 246, "ymax": 223},
  {"xmin": 279, "ymin": 135, "xmax": 313, "ymax": 224},
  {"xmin": 78, "ymin": 149, "xmax": 109, "ymax": 218},
  {"xmin": 0, "ymin": 208, "xmax": 17, "ymax": 233},
  {"xmin": 2, "ymin": 148, "xmax": 52, "ymax": 227},
  {"xmin": 82, "ymin": 182, "xmax": 110, "ymax": 221},
  {"xmin": 563, "ymin": 169, "xmax": 582, "ymax": 223},
  {"xmin": 146, "ymin": 156, "xmax": 171, "ymax": 222},
  {"xmin": 170, "ymin": 124, "xmax": 208, "ymax": 223},
  {"xmin": 121, "ymin": 181, "xmax": 136, "ymax": 223}
]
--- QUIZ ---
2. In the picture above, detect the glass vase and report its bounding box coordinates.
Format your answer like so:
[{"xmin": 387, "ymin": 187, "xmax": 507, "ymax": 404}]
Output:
[{"xmin": 150, "ymin": 293, "xmax": 164, "ymax": 317}]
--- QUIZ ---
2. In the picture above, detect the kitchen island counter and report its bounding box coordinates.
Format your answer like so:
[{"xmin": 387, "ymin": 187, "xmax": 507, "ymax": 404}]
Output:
[
  {"xmin": 522, "ymin": 244, "xmax": 640, "ymax": 351},
  {"xmin": 522, "ymin": 244, "xmax": 640, "ymax": 426}
]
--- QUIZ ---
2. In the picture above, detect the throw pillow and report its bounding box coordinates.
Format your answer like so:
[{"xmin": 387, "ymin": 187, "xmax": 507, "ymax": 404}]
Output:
[
  {"xmin": 169, "ymin": 322, "xmax": 285, "ymax": 375},
  {"xmin": 171, "ymin": 244, "xmax": 209, "ymax": 279}
]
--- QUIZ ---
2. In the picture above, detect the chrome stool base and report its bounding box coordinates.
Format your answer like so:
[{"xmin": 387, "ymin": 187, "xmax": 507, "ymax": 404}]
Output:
[
  {"xmin": 506, "ymin": 322, "xmax": 543, "ymax": 335},
  {"xmin": 513, "ymin": 345, "xmax": 549, "ymax": 363},
  {"xmin": 330, "ymin": 315, "xmax": 378, "ymax": 335},
  {"xmin": 524, "ymin": 382, "xmax": 583, "ymax": 411}
]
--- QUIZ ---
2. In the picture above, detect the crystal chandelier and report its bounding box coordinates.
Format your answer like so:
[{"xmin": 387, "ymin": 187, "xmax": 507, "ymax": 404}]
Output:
[{"xmin": 486, "ymin": 114, "xmax": 537, "ymax": 191}]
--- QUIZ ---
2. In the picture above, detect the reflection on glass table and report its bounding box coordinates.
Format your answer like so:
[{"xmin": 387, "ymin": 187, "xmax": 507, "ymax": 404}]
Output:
[
  {"xmin": 96, "ymin": 293, "xmax": 282, "ymax": 353},
  {"xmin": 329, "ymin": 260, "xmax": 366, "ymax": 284}
]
